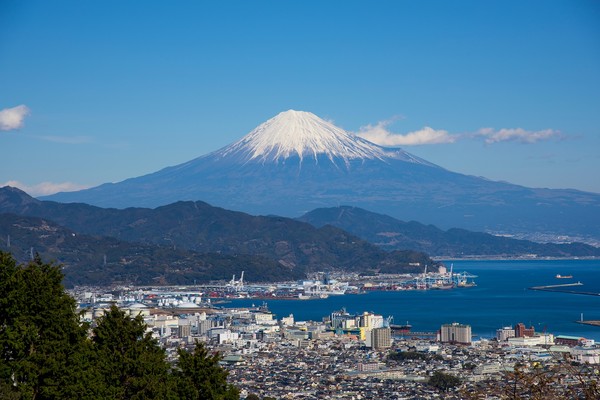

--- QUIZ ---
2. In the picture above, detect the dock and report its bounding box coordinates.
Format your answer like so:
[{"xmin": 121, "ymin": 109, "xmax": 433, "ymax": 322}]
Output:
[
  {"xmin": 576, "ymin": 320, "xmax": 600, "ymax": 328},
  {"xmin": 528, "ymin": 282, "xmax": 600, "ymax": 296},
  {"xmin": 529, "ymin": 282, "xmax": 583, "ymax": 290}
]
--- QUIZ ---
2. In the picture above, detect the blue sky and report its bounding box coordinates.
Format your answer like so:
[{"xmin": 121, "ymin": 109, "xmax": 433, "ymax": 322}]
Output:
[{"xmin": 1, "ymin": 0, "xmax": 599, "ymax": 196}]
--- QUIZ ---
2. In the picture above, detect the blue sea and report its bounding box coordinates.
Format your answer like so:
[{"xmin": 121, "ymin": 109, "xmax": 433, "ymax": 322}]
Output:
[{"xmin": 225, "ymin": 259, "xmax": 600, "ymax": 341}]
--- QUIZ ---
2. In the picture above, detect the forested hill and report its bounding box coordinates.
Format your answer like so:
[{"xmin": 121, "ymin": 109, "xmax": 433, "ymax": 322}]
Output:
[
  {"xmin": 0, "ymin": 213, "xmax": 305, "ymax": 286},
  {"xmin": 0, "ymin": 187, "xmax": 435, "ymax": 285}
]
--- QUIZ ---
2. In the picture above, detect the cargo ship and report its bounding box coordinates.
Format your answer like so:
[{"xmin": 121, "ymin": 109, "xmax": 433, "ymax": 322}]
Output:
[
  {"xmin": 390, "ymin": 323, "xmax": 412, "ymax": 333},
  {"xmin": 555, "ymin": 274, "xmax": 573, "ymax": 279}
]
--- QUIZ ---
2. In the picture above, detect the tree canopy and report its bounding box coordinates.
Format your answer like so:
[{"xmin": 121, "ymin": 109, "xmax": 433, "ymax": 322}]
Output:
[
  {"xmin": 170, "ymin": 342, "xmax": 239, "ymax": 400},
  {"xmin": 91, "ymin": 305, "xmax": 170, "ymax": 399},
  {"xmin": 0, "ymin": 251, "xmax": 238, "ymax": 400},
  {"xmin": 0, "ymin": 252, "xmax": 91, "ymax": 399},
  {"xmin": 428, "ymin": 370, "xmax": 461, "ymax": 392}
]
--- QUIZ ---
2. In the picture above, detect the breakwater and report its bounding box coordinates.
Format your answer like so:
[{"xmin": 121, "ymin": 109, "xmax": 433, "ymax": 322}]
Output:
[{"xmin": 528, "ymin": 282, "xmax": 600, "ymax": 296}]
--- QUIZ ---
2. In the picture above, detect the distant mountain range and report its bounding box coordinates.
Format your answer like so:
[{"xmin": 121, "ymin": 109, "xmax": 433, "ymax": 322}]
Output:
[
  {"xmin": 41, "ymin": 110, "xmax": 600, "ymax": 242},
  {"xmin": 0, "ymin": 187, "xmax": 433, "ymax": 286},
  {"xmin": 298, "ymin": 206, "xmax": 600, "ymax": 258},
  {"xmin": 1, "ymin": 186, "xmax": 597, "ymax": 289}
]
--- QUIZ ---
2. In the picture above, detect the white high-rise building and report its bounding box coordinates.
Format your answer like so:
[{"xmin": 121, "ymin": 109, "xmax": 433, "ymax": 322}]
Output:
[
  {"xmin": 440, "ymin": 322, "xmax": 472, "ymax": 345},
  {"xmin": 496, "ymin": 326, "xmax": 516, "ymax": 342},
  {"xmin": 357, "ymin": 312, "xmax": 384, "ymax": 329}
]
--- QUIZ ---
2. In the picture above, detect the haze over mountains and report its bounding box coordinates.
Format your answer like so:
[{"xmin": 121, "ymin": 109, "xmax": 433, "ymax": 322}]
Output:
[
  {"xmin": 0, "ymin": 187, "xmax": 434, "ymax": 285},
  {"xmin": 42, "ymin": 110, "xmax": 600, "ymax": 243},
  {"xmin": 1, "ymin": 186, "xmax": 597, "ymax": 286},
  {"xmin": 298, "ymin": 206, "xmax": 600, "ymax": 258}
]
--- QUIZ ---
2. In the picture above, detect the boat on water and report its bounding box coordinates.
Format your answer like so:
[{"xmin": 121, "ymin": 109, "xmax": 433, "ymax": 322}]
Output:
[
  {"xmin": 390, "ymin": 323, "xmax": 412, "ymax": 333},
  {"xmin": 298, "ymin": 293, "xmax": 329, "ymax": 300},
  {"xmin": 457, "ymin": 281, "xmax": 477, "ymax": 288},
  {"xmin": 556, "ymin": 274, "xmax": 573, "ymax": 279},
  {"xmin": 430, "ymin": 282, "xmax": 455, "ymax": 290},
  {"xmin": 297, "ymin": 273, "xmax": 349, "ymax": 296}
]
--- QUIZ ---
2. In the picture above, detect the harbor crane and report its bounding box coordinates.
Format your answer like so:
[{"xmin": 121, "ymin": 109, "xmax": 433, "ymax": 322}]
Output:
[{"xmin": 228, "ymin": 271, "xmax": 245, "ymax": 291}]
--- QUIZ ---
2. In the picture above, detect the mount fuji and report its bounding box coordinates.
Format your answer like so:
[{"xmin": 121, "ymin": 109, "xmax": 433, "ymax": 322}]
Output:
[{"xmin": 43, "ymin": 110, "xmax": 600, "ymax": 241}]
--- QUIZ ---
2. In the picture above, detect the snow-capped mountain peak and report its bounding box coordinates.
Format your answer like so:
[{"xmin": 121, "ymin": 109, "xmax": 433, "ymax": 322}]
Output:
[{"xmin": 216, "ymin": 110, "xmax": 389, "ymax": 163}]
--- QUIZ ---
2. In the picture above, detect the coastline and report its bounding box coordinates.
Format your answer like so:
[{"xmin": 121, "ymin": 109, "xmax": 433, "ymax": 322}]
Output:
[{"xmin": 434, "ymin": 256, "xmax": 600, "ymax": 261}]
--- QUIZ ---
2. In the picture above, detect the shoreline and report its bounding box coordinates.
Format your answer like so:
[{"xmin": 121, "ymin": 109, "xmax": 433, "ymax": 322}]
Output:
[{"xmin": 435, "ymin": 256, "xmax": 600, "ymax": 261}]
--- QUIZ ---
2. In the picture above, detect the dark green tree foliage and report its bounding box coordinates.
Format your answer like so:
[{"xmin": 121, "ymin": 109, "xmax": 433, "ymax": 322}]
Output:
[
  {"xmin": 428, "ymin": 370, "xmax": 461, "ymax": 392},
  {"xmin": 0, "ymin": 252, "xmax": 92, "ymax": 399},
  {"xmin": 171, "ymin": 342, "xmax": 239, "ymax": 400},
  {"xmin": 0, "ymin": 251, "xmax": 242, "ymax": 400},
  {"xmin": 91, "ymin": 305, "xmax": 170, "ymax": 399}
]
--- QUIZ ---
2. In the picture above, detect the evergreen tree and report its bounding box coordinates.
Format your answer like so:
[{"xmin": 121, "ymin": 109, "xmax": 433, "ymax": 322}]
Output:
[
  {"xmin": 170, "ymin": 342, "xmax": 239, "ymax": 400},
  {"xmin": 0, "ymin": 252, "xmax": 242, "ymax": 399},
  {"xmin": 0, "ymin": 251, "xmax": 93, "ymax": 399},
  {"xmin": 428, "ymin": 370, "xmax": 461, "ymax": 392},
  {"xmin": 91, "ymin": 305, "xmax": 170, "ymax": 400}
]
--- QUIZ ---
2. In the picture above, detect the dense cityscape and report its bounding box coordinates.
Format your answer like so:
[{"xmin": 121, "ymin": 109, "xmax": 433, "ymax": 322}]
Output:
[{"xmin": 68, "ymin": 279, "xmax": 600, "ymax": 399}]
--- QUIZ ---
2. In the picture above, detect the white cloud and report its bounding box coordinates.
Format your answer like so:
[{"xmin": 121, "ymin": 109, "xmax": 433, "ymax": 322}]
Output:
[
  {"xmin": 0, "ymin": 105, "xmax": 30, "ymax": 131},
  {"xmin": 2, "ymin": 180, "xmax": 90, "ymax": 196},
  {"xmin": 356, "ymin": 116, "xmax": 562, "ymax": 147},
  {"xmin": 357, "ymin": 120, "xmax": 457, "ymax": 146},
  {"xmin": 477, "ymin": 127, "xmax": 561, "ymax": 144}
]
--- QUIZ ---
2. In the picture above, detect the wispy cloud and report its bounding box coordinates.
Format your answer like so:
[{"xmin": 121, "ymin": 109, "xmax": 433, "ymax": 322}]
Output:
[
  {"xmin": 0, "ymin": 105, "xmax": 30, "ymax": 131},
  {"xmin": 31, "ymin": 134, "xmax": 94, "ymax": 144},
  {"xmin": 476, "ymin": 127, "xmax": 562, "ymax": 144},
  {"xmin": 356, "ymin": 119, "xmax": 457, "ymax": 146},
  {"xmin": 2, "ymin": 180, "xmax": 90, "ymax": 196}
]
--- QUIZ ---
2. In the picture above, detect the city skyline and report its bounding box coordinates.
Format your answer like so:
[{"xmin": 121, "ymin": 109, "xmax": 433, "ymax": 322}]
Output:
[{"xmin": 1, "ymin": 0, "xmax": 599, "ymax": 196}]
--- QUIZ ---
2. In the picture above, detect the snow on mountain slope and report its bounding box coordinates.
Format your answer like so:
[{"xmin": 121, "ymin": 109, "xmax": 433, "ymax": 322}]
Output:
[{"xmin": 210, "ymin": 110, "xmax": 433, "ymax": 167}]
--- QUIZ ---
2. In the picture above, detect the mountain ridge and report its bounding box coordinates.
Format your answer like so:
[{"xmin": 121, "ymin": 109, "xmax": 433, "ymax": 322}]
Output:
[
  {"xmin": 40, "ymin": 110, "xmax": 600, "ymax": 241},
  {"xmin": 0, "ymin": 212, "xmax": 300, "ymax": 286},
  {"xmin": 0, "ymin": 187, "xmax": 434, "ymax": 282},
  {"xmin": 3, "ymin": 186, "xmax": 598, "ymax": 261},
  {"xmin": 297, "ymin": 206, "xmax": 600, "ymax": 258}
]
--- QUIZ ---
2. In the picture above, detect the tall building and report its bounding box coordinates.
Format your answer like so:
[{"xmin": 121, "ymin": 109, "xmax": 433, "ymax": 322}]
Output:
[
  {"xmin": 357, "ymin": 312, "xmax": 384, "ymax": 329},
  {"xmin": 357, "ymin": 311, "xmax": 385, "ymax": 340},
  {"xmin": 440, "ymin": 322, "xmax": 472, "ymax": 345},
  {"xmin": 496, "ymin": 326, "xmax": 516, "ymax": 342},
  {"xmin": 371, "ymin": 327, "xmax": 392, "ymax": 349},
  {"xmin": 177, "ymin": 324, "xmax": 191, "ymax": 337},
  {"xmin": 515, "ymin": 323, "xmax": 535, "ymax": 338},
  {"xmin": 330, "ymin": 308, "xmax": 353, "ymax": 330}
]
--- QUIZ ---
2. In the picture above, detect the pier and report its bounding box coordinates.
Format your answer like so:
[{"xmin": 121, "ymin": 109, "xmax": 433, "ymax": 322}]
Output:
[
  {"xmin": 528, "ymin": 282, "xmax": 600, "ymax": 296},
  {"xmin": 576, "ymin": 320, "xmax": 600, "ymax": 328},
  {"xmin": 530, "ymin": 282, "xmax": 583, "ymax": 290}
]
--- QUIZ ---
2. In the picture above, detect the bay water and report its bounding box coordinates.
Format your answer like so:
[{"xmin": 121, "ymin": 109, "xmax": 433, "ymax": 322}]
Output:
[{"xmin": 225, "ymin": 259, "xmax": 600, "ymax": 340}]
